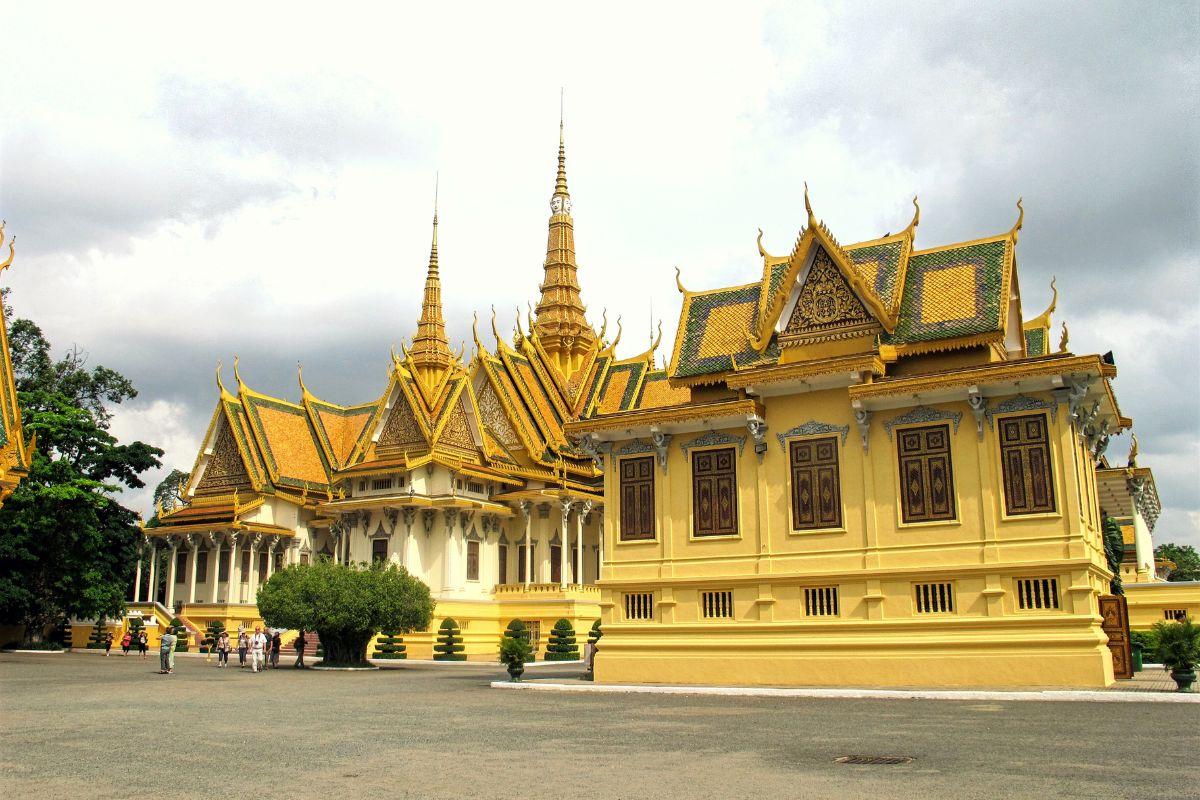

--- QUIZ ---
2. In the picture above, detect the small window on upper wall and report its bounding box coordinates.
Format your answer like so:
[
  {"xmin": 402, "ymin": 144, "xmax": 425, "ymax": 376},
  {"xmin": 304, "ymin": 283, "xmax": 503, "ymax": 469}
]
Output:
[
  {"xmin": 371, "ymin": 538, "xmax": 388, "ymax": 563},
  {"xmin": 466, "ymin": 540, "xmax": 480, "ymax": 581},
  {"xmin": 998, "ymin": 413, "xmax": 1056, "ymax": 516},
  {"xmin": 897, "ymin": 424, "xmax": 956, "ymax": 524},
  {"xmin": 789, "ymin": 437, "xmax": 842, "ymax": 530},
  {"xmin": 692, "ymin": 448, "xmax": 738, "ymax": 537}
]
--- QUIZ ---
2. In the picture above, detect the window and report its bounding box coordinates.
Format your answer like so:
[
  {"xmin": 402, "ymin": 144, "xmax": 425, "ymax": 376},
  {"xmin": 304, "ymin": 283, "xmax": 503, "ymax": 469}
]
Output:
[
  {"xmin": 804, "ymin": 586, "xmax": 840, "ymax": 617},
  {"xmin": 1016, "ymin": 577, "xmax": 1059, "ymax": 610},
  {"xmin": 456, "ymin": 479, "xmax": 463, "ymax": 490},
  {"xmin": 240, "ymin": 549, "xmax": 251, "ymax": 582},
  {"xmin": 370, "ymin": 477, "xmax": 392, "ymax": 491},
  {"xmin": 300, "ymin": 553, "xmax": 310, "ymax": 566},
  {"xmin": 219, "ymin": 551, "xmax": 230, "ymax": 580},
  {"xmin": 359, "ymin": 480, "xmax": 367, "ymax": 492},
  {"xmin": 789, "ymin": 437, "xmax": 842, "ymax": 530},
  {"xmin": 517, "ymin": 544, "xmax": 533, "ymax": 583},
  {"xmin": 570, "ymin": 546, "xmax": 578, "ymax": 584},
  {"xmin": 175, "ymin": 550, "xmax": 187, "ymax": 582},
  {"xmin": 913, "ymin": 582, "xmax": 955, "ymax": 614},
  {"xmin": 273, "ymin": 551, "xmax": 282, "ymax": 572},
  {"xmin": 467, "ymin": 481, "xmax": 484, "ymax": 494},
  {"xmin": 624, "ymin": 592, "xmax": 655, "ymax": 621},
  {"xmin": 371, "ymin": 538, "xmax": 388, "ymax": 563},
  {"xmin": 619, "ymin": 456, "xmax": 656, "ymax": 541},
  {"xmin": 692, "ymin": 447, "xmax": 738, "ymax": 537},
  {"xmin": 466, "ymin": 541, "xmax": 479, "ymax": 581},
  {"xmin": 1165, "ymin": 609, "xmax": 1188, "ymax": 621},
  {"xmin": 258, "ymin": 551, "xmax": 268, "ymax": 583},
  {"xmin": 700, "ymin": 590, "xmax": 734, "ymax": 619},
  {"xmin": 898, "ymin": 424, "xmax": 956, "ymax": 523},
  {"xmin": 550, "ymin": 545, "xmax": 562, "ymax": 584},
  {"xmin": 999, "ymin": 413, "xmax": 1056, "ymax": 515},
  {"xmin": 195, "ymin": 549, "xmax": 208, "ymax": 583},
  {"xmin": 397, "ymin": 475, "xmax": 407, "ymax": 487},
  {"xmin": 498, "ymin": 544, "xmax": 508, "ymax": 585}
]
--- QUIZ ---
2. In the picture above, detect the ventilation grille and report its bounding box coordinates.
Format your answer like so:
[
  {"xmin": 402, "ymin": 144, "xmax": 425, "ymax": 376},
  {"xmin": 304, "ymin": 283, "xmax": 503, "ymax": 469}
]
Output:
[
  {"xmin": 623, "ymin": 593, "xmax": 654, "ymax": 621},
  {"xmin": 1016, "ymin": 577, "xmax": 1059, "ymax": 610},
  {"xmin": 1165, "ymin": 609, "xmax": 1188, "ymax": 621},
  {"xmin": 913, "ymin": 582, "xmax": 955, "ymax": 614},
  {"xmin": 700, "ymin": 590, "xmax": 734, "ymax": 619},
  {"xmin": 804, "ymin": 586, "xmax": 840, "ymax": 617},
  {"xmin": 370, "ymin": 477, "xmax": 393, "ymax": 491}
]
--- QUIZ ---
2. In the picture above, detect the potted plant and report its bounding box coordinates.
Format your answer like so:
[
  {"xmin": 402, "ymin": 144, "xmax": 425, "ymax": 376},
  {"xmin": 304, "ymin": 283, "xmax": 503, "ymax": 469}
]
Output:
[
  {"xmin": 1152, "ymin": 616, "xmax": 1200, "ymax": 692},
  {"xmin": 499, "ymin": 634, "xmax": 533, "ymax": 682}
]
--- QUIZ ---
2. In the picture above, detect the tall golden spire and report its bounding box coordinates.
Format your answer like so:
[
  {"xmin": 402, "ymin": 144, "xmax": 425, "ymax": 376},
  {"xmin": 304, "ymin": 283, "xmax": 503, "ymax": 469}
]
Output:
[
  {"xmin": 409, "ymin": 182, "xmax": 453, "ymax": 379},
  {"xmin": 534, "ymin": 111, "xmax": 597, "ymax": 375}
]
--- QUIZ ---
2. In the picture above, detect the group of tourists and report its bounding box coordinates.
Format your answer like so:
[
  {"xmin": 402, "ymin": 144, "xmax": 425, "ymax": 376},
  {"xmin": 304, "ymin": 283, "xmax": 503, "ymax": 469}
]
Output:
[
  {"xmin": 103, "ymin": 630, "xmax": 149, "ymax": 658},
  {"xmin": 209, "ymin": 626, "xmax": 308, "ymax": 671}
]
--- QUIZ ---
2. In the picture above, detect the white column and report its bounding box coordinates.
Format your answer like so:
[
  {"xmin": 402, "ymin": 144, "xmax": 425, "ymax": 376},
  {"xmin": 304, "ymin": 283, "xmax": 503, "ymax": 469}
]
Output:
[
  {"xmin": 443, "ymin": 509, "xmax": 458, "ymax": 592},
  {"xmin": 265, "ymin": 539, "xmax": 277, "ymax": 582},
  {"xmin": 146, "ymin": 540, "xmax": 158, "ymax": 604},
  {"xmin": 559, "ymin": 498, "xmax": 571, "ymax": 589},
  {"xmin": 210, "ymin": 535, "xmax": 222, "ymax": 603},
  {"xmin": 165, "ymin": 539, "xmax": 179, "ymax": 609},
  {"xmin": 576, "ymin": 501, "xmax": 588, "ymax": 586},
  {"xmin": 227, "ymin": 534, "xmax": 240, "ymax": 603},
  {"xmin": 186, "ymin": 534, "xmax": 199, "ymax": 604},
  {"xmin": 597, "ymin": 508, "xmax": 605, "ymax": 581},
  {"xmin": 522, "ymin": 502, "xmax": 532, "ymax": 587},
  {"xmin": 133, "ymin": 548, "xmax": 143, "ymax": 603},
  {"xmin": 247, "ymin": 535, "xmax": 260, "ymax": 603}
]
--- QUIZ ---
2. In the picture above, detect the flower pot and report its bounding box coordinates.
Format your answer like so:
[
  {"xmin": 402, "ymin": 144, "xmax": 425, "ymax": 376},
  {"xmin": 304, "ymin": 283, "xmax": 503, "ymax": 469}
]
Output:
[
  {"xmin": 506, "ymin": 662, "xmax": 524, "ymax": 682},
  {"xmin": 1169, "ymin": 666, "xmax": 1196, "ymax": 692}
]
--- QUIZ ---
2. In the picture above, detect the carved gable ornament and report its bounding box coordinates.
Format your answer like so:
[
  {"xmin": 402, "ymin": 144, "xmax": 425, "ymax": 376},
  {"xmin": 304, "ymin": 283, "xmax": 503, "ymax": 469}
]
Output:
[
  {"xmin": 196, "ymin": 420, "xmax": 251, "ymax": 493},
  {"xmin": 783, "ymin": 247, "xmax": 880, "ymax": 344}
]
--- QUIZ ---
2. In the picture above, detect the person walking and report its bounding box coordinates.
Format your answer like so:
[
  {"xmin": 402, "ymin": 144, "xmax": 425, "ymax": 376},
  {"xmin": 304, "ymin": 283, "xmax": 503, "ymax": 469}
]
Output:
[
  {"xmin": 293, "ymin": 630, "xmax": 307, "ymax": 669},
  {"xmin": 138, "ymin": 630, "xmax": 148, "ymax": 659},
  {"xmin": 215, "ymin": 630, "xmax": 232, "ymax": 668},
  {"xmin": 237, "ymin": 630, "xmax": 249, "ymax": 668},
  {"xmin": 159, "ymin": 628, "xmax": 177, "ymax": 674},
  {"xmin": 270, "ymin": 631, "xmax": 282, "ymax": 669},
  {"xmin": 120, "ymin": 631, "xmax": 132, "ymax": 656},
  {"xmin": 250, "ymin": 626, "xmax": 267, "ymax": 673},
  {"xmin": 104, "ymin": 631, "xmax": 114, "ymax": 656}
]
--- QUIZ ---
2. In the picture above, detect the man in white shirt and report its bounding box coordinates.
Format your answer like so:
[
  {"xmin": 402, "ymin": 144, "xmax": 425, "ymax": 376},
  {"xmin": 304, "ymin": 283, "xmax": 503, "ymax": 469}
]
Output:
[{"xmin": 250, "ymin": 626, "xmax": 268, "ymax": 673}]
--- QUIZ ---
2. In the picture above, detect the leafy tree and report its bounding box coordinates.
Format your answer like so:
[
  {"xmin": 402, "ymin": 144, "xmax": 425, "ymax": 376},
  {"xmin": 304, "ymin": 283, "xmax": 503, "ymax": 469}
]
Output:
[
  {"xmin": 1102, "ymin": 516, "xmax": 1124, "ymax": 595},
  {"xmin": 256, "ymin": 560, "xmax": 433, "ymax": 667},
  {"xmin": 147, "ymin": 469, "xmax": 190, "ymax": 526},
  {"xmin": 0, "ymin": 307, "xmax": 162, "ymax": 643},
  {"xmin": 1155, "ymin": 543, "xmax": 1200, "ymax": 582}
]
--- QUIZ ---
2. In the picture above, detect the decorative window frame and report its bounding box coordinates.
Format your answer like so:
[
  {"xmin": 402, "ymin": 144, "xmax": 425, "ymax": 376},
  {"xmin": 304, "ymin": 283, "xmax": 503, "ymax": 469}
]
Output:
[
  {"xmin": 686, "ymin": 442, "xmax": 743, "ymax": 541},
  {"xmin": 985, "ymin": 394, "xmax": 1058, "ymax": 430},
  {"xmin": 994, "ymin": 410, "xmax": 1061, "ymax": 521},
  {"xmin": 678, "ymin": 429, "xmax": 747, "ymax": 458},
  {"xmin": 883, "ymin": 405, "xmax": 964, "ymax": 440},
  {"xmin": 615, "ymin": 453, "xmax": 660, "ymax": 546},
  {"xmin": 893, "ymin": 421, "xmax": 962, "ymax": 528},
  {"xmin": 775, "ymin": 420, "xmax": 850, "ymax": 452},
  {"xmin": 781, "ymin": 432, "xmax": 847, "ymax": 535}
]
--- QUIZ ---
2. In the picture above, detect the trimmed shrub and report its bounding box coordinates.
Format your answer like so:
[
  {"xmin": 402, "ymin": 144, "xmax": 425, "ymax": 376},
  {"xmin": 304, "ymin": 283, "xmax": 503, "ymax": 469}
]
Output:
[
  {"xmin": 201, "ymin": 620, "xmax": 226, "ymax": 654},
  {"xmin": 545, "ymin": 618, "xmax": 579, "ymax": 661},
  {"xmin": 504, "ymin": 619, "xmax": 535, "ymax": 663},
  {"xmin": 373, "ymin": 628, "xmax": 407, "ymax": 659},
  {"xmin": 433, "ymin": 618, "xmax": 467, "ymax": 661},
  {"xmin": 86, "ymin": 620, "xmax": 108, "ymax": 649},
  {"xmin": 168, "ymin": 618, "xmax": 190, "ymax": 652},
  {"xmin": 587, "ymin": 619, "xmax": 603, "ymax": 646}
]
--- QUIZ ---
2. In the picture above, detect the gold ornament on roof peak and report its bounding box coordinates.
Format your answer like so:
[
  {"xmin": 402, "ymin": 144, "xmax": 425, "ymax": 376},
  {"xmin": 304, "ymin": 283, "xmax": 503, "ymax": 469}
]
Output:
[
  {"xmin": 1010, "ymin": 197, "xmax": 1024, "ymax": 244},
  {"xmin": 409, "ymin": 184, "xmax": 454, "ymax": 374}
]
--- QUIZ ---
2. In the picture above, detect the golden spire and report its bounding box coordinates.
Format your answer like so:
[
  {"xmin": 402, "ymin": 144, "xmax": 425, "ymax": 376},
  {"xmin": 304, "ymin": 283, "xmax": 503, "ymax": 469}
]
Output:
[
  {"xmin": 533, "ymin": 109, "xmax": 597, "ymax": 375},
  {"xmin": 409, "ymin": 180, "xmax": 454, "ymax": 376}
]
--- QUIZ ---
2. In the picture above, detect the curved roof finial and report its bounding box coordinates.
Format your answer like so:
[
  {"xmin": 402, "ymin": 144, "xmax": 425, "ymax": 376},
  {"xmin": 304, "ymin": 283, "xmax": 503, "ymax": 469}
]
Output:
[
  {"xmin": 803, "ymin": 181, "xmax": 816, "ymax": 227},
  {"xmin": 598, "ymin": 308, "xmax": 608, "ymax": 342},
  {"xmin": 1010, "ymin": 197, "xmax": 1024, "ymax": 244},
  {"xmin": 0, "ymin": 221, "xmax": 14, "ymax": 274},
  {"xmin": 756, "ymin": 228, "xmax": 769, "ymax": 259},
  {"xmin": 906, "ymin": 195, "xmax": 921, "ymax": 234},
  {"xmin": 650, "ymin": 320, "xmax": 663, "ymax": 355},
  {"xmin": 215, "ymin": 361, "xmax": 229, "ymax": 396},
  {"xmin": 675, "ymin": 266, "xmax": 688, "ymax": 294},
  {"xmin": 471, "ymin": 311, "xmax": 484, "ymax": 353},
  {"xmin": 1047, "ymin": 276, "xmax": 1058, "ymax": 314},
  {"xmin": 527, "ymin": 301, "xmax": 535, "ymax": 337},
  {"xmin": 490, "ymin": 305, "xmax": 503, "ymax": 346},
  {"xmin": 1058, "ymin": 320, "xmax": 1069, "ymax": 353},
  {"xmin": 297, "ymin": 361, "xmax": 310, "ymax": 397},
  {"xmin": 610, "ymin": 315, "xmax": 623, "ymax": 351},
  {"xmin": 515, "ymin": 306, "xmax": 526, "ymax": 340},
  {"xmin": 233, "ymin": 356, "xmax": 244, "ymax": 391}
]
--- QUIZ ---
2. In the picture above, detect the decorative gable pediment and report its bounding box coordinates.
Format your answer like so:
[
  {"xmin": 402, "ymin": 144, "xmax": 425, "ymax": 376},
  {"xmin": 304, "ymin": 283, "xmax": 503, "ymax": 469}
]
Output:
[
  {"xmin": 780, "ymin": 246, "xmax": 882, "ymax": 345},
  {"xmin": 377, "ymin": 393, "xmax": 427, "ymax": 452},
  {"xmin": 195, "ymin": 418, "xmax": 252, "ymax": 495}
]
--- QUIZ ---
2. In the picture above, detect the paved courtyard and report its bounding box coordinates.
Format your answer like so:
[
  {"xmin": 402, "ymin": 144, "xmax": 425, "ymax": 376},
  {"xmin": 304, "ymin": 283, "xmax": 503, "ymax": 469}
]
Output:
[{"xmin": 1, "ymin": 651, "xmax": 1195, "ymax": 799}]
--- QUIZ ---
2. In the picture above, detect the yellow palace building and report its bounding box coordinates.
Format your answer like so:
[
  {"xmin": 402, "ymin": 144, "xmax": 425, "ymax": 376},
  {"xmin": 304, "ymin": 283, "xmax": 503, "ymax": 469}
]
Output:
[
  {"xmin": 138, "ymin": 125, "xmax": 653, "ymax": 658},
  {"xmin": 567, "ymin": 188, "xmax": 1147, "ymax": 689}
]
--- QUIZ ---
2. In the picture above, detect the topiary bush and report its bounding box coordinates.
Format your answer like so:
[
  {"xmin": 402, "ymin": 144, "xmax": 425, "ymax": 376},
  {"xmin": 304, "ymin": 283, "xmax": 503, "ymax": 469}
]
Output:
[
  {"xmin": 86, "ymin": 619, "xmax": 108, "ymax": 649},
  {"xmin": 373, "ymin": 628, "xmax": 407, "ymax": 659},
  {"xmin": 50, "ymin": 618, "xmax": 72, "ymax": 647},
  {"xmin": 545, "ymin": 618, "xmax": 578, "ymax": 661},
  {"xmin": 169, "ymin": 618, "xmax": 190, "ymax": 652},
  {"xmin": 587, "ymin": 619, "xmax": 602, "ymax": 646},
  {"xmin": 201, "ymin": 620, "xmax": 226, "ymax": 654},
  {"xmin": 433, "ymin": 618, "xmax": 467, "ymax": 661},
  {"xmin": 504, "ymin": 619, "xmax": 535, "ymax": 663}
]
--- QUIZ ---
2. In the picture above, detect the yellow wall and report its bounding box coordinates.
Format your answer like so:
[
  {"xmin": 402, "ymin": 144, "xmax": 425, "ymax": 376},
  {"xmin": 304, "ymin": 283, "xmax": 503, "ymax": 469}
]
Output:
[
  {"xmin": 596, "ymin": 388, "xmax": 1116, "ymax": 688},
  {"xmin": 1125, "ymin": 582, "xmax": 1200, "ymax": 630}
]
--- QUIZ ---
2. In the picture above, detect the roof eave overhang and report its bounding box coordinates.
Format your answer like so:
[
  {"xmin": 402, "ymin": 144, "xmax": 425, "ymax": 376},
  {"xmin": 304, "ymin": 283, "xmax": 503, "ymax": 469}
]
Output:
[{"xmin": 565, "ymin": 397, "xmax": 765, "ymax": 442}]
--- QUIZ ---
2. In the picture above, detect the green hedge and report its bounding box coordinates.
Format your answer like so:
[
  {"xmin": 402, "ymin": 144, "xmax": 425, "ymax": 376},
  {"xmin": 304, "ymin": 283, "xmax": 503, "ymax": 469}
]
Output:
[
  {"xmin": 587, "ymin": 619, "xmax": 602, "ymax": 646},
  {"xmin": 504, "ymin": 619, "xmax": 535, "ymax": 663},
  {"xmin": 545, "ymin": 618, "xmax": 578, "ymax": 661},
  {"xmin": 373, "ymin": 628, "xmax": 407, "ymax": 660},
  {"xmin": 433, "ymin": 618, "xmax": 466, "ymax": 661}
]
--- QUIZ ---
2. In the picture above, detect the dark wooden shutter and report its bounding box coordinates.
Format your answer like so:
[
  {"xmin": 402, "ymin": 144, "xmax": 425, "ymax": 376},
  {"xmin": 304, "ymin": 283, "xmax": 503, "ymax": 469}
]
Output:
[
  {"xmin": 790, "ymin": 437, "xmax": 842, "ymax": 530},
  {"xmin": 692, "ymin": 447, "xmax": 739, "ymax": 536},
  {"xmin": 550, "ymin": 545, "xmax": 562, "ymax": 584},
  {"xmin": 619, "ymin": 456, "xmax": 656, "ymax": 541},
  {"xmin": 371, "ymin": 538, "xmax": 388, "ymax": 563},
  {"xmin": 498, "ymin": 544, "xmax": 508, "ymax": 585},
  {"xmin": 898, "ymin": 424, "xmax": 956, "ymax": 523},
  {"xmin": 999, "ymin": 413, "xmax": 1056, "ymax": 515}
]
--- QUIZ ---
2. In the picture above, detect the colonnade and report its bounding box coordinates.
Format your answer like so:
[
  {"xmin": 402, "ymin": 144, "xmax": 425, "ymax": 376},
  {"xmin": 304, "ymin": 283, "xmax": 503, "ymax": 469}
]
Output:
[{"xmin": 132, "ymin": 531, "xmax": 294, "ymax": 608}]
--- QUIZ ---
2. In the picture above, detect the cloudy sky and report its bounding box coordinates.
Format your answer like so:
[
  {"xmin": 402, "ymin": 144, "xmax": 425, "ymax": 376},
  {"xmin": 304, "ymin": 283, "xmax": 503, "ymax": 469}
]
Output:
[{"xmin": 2, "ymin": 2, "xmax": 1197, "ymax": 547}]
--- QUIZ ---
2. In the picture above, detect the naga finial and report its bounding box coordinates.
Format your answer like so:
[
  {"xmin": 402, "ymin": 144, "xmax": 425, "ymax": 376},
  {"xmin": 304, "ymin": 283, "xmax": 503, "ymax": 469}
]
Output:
[
  {"xmin": 675, "ymin": 266, "xmax": 688, "ymax": 294},
  {"xmin": 650, "ymin": 320, "xmax": 663, "ymax": 356},
  {"xmin": 471, "ymin": 311, "xmax": 485, "ymax": 354},
  {"xmin": 1047, "ymin": 277, "xmax": 1058, "ymax": 314},
  {"xmin": 233, "ymin": 356, "xmax": 244, "ymax": 389},
  {"xmin": 803, "ymin": 181, "xmax": 816, "ymax": 227},
  {"xmin": 215, "ymin": 361, "xmax": 229, "ymax": 396},
  {"xmin": 490, "ymin": 305, "xmax": 503, "ymax": 346},
  {"xmin": 1058, "ymin": 320, "xmax": 1069, "ymax": 353},
  {"xmin": 1127, "ymin": 433, "xmax": 1139, "ymax": 468},
  {"xmin": 0, "ymin": 221, "xmax": 14, "ymax": 274},
  {"xmin": 756, "ymin": 228, "xmax": 768, "ymax": 258},
  {"xmin": 598, "ymin": 308, "xmax": 609, "ymax": 342},
  {"xmin": 610, "ymin": 315, "xmax": 623, "ymax": 352},
  {"xmin": 1010, "ymin": 197, "xmax": 1024, "ymax": 244},
  {"xmin": 515, "ymin": 307, "xmax": 526, "ymax": 340},
  {"xmin": 297, "ymin": 362, "xmax": 309, "ymax": 396},
  {"xmin": 906, "ymin": 195, "xmax": 920, "ymax": 234}
]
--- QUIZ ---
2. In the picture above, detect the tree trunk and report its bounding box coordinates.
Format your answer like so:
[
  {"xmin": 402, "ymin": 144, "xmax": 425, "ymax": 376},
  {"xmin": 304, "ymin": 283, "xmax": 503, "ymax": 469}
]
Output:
[{"xmin": 317, "ymin": 631, "xmax": 373, "ymax": 666}]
